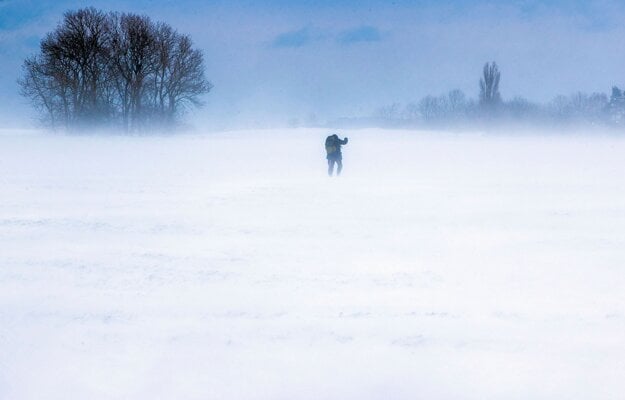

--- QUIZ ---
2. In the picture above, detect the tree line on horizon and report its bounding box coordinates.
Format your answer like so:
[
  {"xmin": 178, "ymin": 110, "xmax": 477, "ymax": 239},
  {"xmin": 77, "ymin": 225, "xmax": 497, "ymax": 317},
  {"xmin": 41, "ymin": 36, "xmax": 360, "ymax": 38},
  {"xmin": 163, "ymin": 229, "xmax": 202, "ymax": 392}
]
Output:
[
  {"xmin": 18, "ymin": 7, "xmax": 212, "ymax": 132},
  {"xmin": 375, "ymin": 62, "xmax": 625, "ymax": 129},
  {"xmin": 18, "ymin": 10, "xmax": 625, "ymax": 133}
]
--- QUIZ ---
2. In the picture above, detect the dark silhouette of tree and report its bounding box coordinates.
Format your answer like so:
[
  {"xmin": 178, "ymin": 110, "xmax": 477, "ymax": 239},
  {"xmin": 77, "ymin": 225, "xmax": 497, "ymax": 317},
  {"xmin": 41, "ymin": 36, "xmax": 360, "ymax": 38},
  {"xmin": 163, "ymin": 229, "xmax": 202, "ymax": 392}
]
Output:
[
  {"xmin": 19, "ymin": 55, "xmax": 62, "ymax": 127},
  {"xmin": 479, "ymin": 62, "xmax": 501, "ymax": 109},
  {"xmin": 151, "ymin": 23, "xmax": 177, "ymax": 124},
  {"xmin": 609, "ymin": 86, "xmax": 625, "ymax": 125},
  {"xmin": 18, "ymin": 8, "xmax": 112, "ymax": 128},
  {"xmin": 109, "ymin": 13, "xmax": 155, "ymax": 131},
  {"xmin": 18, "ymin": 7, "xmax": 212, "ymax": 132},
  {"xmin": 160, "ymin": 33, "xmax": 212, "ymax": 124}
]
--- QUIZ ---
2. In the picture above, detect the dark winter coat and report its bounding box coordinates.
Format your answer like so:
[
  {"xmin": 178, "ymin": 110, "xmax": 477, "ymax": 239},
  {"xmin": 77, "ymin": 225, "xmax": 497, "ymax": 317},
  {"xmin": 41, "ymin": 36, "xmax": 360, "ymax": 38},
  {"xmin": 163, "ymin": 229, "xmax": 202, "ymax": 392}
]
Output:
[{"xmin": 325, "ymin": 135, "xmax": 348, "ymax": 160}]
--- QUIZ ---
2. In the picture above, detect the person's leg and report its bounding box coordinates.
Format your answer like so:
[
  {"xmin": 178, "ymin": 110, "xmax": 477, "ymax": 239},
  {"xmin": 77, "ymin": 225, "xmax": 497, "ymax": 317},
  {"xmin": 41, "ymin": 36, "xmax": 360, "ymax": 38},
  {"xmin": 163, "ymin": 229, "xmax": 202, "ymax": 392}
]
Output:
[
  {"xmin": 328, "ymin": 159, "xmax": 335, "ymax": 176},
  {"xmin": 336, "ymin": 159, "xmax": 343, "ymax": 176}
]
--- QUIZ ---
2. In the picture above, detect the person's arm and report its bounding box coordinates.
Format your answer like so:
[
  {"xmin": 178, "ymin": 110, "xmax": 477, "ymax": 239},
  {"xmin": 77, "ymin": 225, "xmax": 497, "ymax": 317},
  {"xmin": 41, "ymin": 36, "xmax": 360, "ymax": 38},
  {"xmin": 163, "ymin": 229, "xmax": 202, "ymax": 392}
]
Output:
[{"xmin": 340, "ymin": 137, "xmax": 349, "ymax": 145}]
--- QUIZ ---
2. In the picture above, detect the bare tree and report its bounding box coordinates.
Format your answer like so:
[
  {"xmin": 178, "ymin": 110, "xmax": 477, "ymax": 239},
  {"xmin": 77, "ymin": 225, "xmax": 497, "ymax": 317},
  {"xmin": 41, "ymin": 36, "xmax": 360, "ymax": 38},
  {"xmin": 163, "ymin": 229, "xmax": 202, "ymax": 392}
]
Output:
[
  {"xmin": 50, "ymin": 8, "xmax": 111, "ymax": 125},
  {"xmin": 548, "ymin": 92, "xmax": 608, "ymax": 123},
  {"xmin": 19, "ymin": 55, "xmax": 61, "ymax": 127},
  {"xmin": 445, "ymin": 89, "xmax": 467, "ymax": 120},
  {"xmin": 18, "ymin": 7, "xmax": 212, "ymax": 132},
  {"xmin": 17, "ymin": 8, "xmax": 112, "ymax": 129},
  {"xmin": 418, "ymin": 95, "xmax": 444, "ymax": 123},
  {"xmin": 109, "ymin": 13, "xmax": 156, "ymax": 131},
  {"xmin": 479, "ymin": 62, "xmax": 501, "ymax": 108},
  {"xmin": 161, "ymin": 34, "xmax": 212, "ymax": 125},
  {"xmin": 151, "ymin": 22, "xmax": 177, "ymax": 124},
  {"xmin": 609, "ymin": 86, "xmax": 625, "ymax": 125}
]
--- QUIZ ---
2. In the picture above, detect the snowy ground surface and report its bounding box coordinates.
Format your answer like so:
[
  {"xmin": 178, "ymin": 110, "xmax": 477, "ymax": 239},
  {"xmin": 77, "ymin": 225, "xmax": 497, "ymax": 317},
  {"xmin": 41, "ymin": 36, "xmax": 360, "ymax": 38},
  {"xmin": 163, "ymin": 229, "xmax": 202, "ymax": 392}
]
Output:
[{"xmin": 1, "ymin": 128, "xmax": 624, "ymax": 399}]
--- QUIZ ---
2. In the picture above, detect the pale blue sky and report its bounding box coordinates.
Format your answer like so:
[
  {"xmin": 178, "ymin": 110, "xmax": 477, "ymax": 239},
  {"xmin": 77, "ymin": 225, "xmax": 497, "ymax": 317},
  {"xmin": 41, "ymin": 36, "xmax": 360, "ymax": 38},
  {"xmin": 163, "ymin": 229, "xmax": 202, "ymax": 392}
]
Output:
[{"xmin": 2, "ymin": 0, "xmax": 625, "ymax": 128}]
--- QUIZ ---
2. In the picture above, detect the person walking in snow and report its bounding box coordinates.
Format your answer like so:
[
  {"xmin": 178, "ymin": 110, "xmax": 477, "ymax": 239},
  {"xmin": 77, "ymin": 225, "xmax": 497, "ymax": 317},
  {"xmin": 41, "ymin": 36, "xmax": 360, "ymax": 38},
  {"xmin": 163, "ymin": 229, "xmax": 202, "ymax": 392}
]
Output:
[{"xmin": 325, "ymin": 134, "xmax": 348, "ymax": 176}]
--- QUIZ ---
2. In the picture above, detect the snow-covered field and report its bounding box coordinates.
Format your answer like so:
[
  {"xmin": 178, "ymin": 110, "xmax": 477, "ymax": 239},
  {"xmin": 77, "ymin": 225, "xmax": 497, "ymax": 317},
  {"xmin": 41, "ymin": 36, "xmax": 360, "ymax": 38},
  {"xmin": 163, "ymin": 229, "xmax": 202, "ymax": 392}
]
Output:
[{"xmin": 1, "ymin": 128, "xmax": 624, "ymax": 399}]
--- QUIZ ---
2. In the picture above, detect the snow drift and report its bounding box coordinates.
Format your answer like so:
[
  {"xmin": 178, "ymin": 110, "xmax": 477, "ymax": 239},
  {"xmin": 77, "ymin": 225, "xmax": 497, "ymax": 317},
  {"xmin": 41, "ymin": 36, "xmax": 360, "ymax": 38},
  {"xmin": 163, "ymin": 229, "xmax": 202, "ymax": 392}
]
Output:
[{"xmin": 1, "ymin": 128, "xmax": 624, "ymax": 399}]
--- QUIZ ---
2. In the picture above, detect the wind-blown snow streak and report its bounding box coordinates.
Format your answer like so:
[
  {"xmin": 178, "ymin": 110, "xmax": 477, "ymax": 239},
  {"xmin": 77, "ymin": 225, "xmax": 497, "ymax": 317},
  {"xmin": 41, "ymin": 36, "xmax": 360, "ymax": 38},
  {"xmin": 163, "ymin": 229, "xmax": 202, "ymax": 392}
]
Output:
[{"xmin": 0, "ymin": 129, "xmax": 624, "ymax": 399}]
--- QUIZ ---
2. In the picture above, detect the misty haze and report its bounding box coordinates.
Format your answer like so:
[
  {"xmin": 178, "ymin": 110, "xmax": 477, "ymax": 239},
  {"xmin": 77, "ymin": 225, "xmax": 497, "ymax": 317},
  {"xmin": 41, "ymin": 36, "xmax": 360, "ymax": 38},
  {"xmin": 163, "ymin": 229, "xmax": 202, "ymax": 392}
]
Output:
[{"xmin": 1, "ymin": 1, "xmax": 625, "ymax": 400}]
